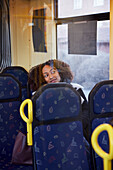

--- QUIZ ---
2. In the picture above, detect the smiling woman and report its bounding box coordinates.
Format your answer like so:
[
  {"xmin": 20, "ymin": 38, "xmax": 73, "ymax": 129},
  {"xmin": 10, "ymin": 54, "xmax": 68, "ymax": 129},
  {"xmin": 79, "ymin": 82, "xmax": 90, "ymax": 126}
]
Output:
[{"xmin": 28, "ymin": 59, "xmax": 74, "ymax": 93}]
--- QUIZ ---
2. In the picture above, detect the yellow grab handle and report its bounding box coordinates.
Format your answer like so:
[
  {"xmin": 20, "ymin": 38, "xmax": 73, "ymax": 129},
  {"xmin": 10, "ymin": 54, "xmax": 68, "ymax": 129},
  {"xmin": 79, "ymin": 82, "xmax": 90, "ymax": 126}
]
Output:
[
  {"xmin": 20, "ymin": 99, "xmax": 33, "ymax": 146},
  {"xmin": 91, "ymin": 123, "xmax": 113, "ymax": 170}
]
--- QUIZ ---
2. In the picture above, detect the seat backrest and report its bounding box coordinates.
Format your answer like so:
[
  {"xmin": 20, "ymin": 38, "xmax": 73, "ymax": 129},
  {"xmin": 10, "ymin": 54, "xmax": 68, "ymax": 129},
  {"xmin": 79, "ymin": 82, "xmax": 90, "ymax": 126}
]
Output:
[
  {"xmin": 2, "ymin": 66, "xmax": 29, "ymax": 100},
  {"xmin": 32, "ymin": 83, "xmax": 90, "ymax": 170},
  {"xmin": 88, "ymin": 80, "xmax": 113, "ymax": 170},
  {"xmin": 0, "ymin": 74, "xmax": 33, "ymax": 170}
]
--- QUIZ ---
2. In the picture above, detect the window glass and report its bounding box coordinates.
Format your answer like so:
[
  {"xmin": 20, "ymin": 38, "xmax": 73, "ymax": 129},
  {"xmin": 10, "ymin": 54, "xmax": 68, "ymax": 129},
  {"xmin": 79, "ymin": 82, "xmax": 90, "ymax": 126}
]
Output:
[
  {"xmin": 57, "ymin": 20, "xmax": 109, "ymax": 98},
  {"xmin": 58, "ymin": 0, "xmax": 110, "ymax": 18}
]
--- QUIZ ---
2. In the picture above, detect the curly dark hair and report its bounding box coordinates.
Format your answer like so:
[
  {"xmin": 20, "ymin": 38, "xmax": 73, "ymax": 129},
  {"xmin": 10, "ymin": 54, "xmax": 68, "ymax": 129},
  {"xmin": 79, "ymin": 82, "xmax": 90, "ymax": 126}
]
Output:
[{"xmin": 28, "ymin": 59, "xmax": 73, "ymax": 92}]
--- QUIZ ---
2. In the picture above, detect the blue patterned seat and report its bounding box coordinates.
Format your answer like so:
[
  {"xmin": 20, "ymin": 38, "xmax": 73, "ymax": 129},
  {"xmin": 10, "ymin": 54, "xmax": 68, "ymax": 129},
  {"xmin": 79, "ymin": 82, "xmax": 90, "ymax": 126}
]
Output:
[
  {"xmin": 0, "ymin": 74, "xmax": 33, "ymax": 170},
  {"xmin": 2, "ymin": 66, "xmax": 29, "ymax": 100},
  {"xmin": 32, "ymin": 83, "xmax": 90, "ymax": 170},
  {"xmin": 88, "ymin": 80, "xmax": 113, "ymax": 170}
]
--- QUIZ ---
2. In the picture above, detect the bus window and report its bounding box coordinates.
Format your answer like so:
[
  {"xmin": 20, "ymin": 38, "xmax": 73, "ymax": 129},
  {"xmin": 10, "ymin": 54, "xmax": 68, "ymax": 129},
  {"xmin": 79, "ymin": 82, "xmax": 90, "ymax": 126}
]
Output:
[{"xmin": 56, "ymin": 0, "xmax": 110, "ymax": 98}]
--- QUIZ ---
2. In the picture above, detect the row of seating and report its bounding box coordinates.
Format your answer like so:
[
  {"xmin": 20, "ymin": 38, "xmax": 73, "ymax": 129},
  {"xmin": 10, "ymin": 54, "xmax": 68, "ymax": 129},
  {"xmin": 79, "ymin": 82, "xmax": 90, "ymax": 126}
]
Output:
[
  {"xmin": 0, "ymin": 66, "xmax": 113, "ymax": 170},
  {"xmin": 0, "ymin": 67, "xmax": 33, "ymax": 170},
  {"xmin": 30, "ymin": 81, "xmax": 113, "ymax": 170}
]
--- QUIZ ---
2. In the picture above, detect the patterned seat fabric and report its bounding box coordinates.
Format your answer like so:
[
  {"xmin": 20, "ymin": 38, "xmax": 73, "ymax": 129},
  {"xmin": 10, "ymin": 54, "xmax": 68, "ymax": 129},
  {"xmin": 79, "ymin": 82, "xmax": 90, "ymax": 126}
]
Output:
[
  {"xmin": 35, "ymin": 86, "xmax": 80, "ymax": 121},
  {"xmin": 93, "ymin": 84, "xmax": 113, "ymax": 114},
  {"xmin": 89, "ymin": 80, "xmax": 113, "ymax": 170},
  {"xmin": 32, "ymin": 83, "xmax": 90, "ymax": 170},
  {"xmin": 2, "ymin": 66, "xmax": 29, "ymax": 100},
  {"xmin": 0, "ymin": 74, "xmax": 33, "ymax": 170}
]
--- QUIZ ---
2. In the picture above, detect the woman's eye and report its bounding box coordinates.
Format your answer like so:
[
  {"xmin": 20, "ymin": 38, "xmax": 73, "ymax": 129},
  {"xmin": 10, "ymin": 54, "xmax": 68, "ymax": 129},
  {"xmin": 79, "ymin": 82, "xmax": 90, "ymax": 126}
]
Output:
[
  {"xmin": 51, "ymin": 70, "xmax": 56, "ymax": 74},
  {"xmin": 44, "ymin": 74, "xmax": 48, "ymax": 78}
]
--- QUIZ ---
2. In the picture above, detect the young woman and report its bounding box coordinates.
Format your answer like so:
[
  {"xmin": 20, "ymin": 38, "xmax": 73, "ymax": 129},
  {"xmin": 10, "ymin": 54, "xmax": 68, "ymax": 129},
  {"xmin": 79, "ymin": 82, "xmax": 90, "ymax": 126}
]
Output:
[
  {"xmin": 29, "ymin": 60, "xmax": 86, "ymax": 99},
  {"xmin": 28, "ymin": 59, "xmax": 73, "ymax": 93}
]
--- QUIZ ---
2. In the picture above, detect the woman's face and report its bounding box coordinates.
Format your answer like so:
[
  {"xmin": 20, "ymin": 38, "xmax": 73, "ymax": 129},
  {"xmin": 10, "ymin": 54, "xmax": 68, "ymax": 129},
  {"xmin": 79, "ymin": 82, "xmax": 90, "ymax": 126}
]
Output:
[{"xmin": 42, "ymin": 65, "xmax": 61, "ymax": 84}]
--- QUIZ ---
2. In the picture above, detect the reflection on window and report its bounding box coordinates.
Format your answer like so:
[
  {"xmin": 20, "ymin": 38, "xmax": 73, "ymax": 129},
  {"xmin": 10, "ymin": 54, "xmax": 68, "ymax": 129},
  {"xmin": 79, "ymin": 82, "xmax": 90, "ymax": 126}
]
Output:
[
  {"xmin": 74, "ymin": 0, "xmax": 82, "ymax": 9},
  {"xmin": 94, "ymin": 0, "xmax": 104, "ymax": 6}
]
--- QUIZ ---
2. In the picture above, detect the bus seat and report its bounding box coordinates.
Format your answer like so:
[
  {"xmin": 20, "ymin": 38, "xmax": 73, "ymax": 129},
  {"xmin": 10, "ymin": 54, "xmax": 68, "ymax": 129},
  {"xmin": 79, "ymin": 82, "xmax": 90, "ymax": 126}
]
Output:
[
  {"xmin": 2, "ymin": 66, "xmax": 29, "ymax": 100},
  {"xmin": 30, "ymin": 82, "xmax": 90, "ymax": 170},
  {"xmin": 0, "ymin": 74, "xmax": 33, "ymax": 170},
  {"xmin": 88, "ymin": 80, "xmax": 113, "ymax": 170}
]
